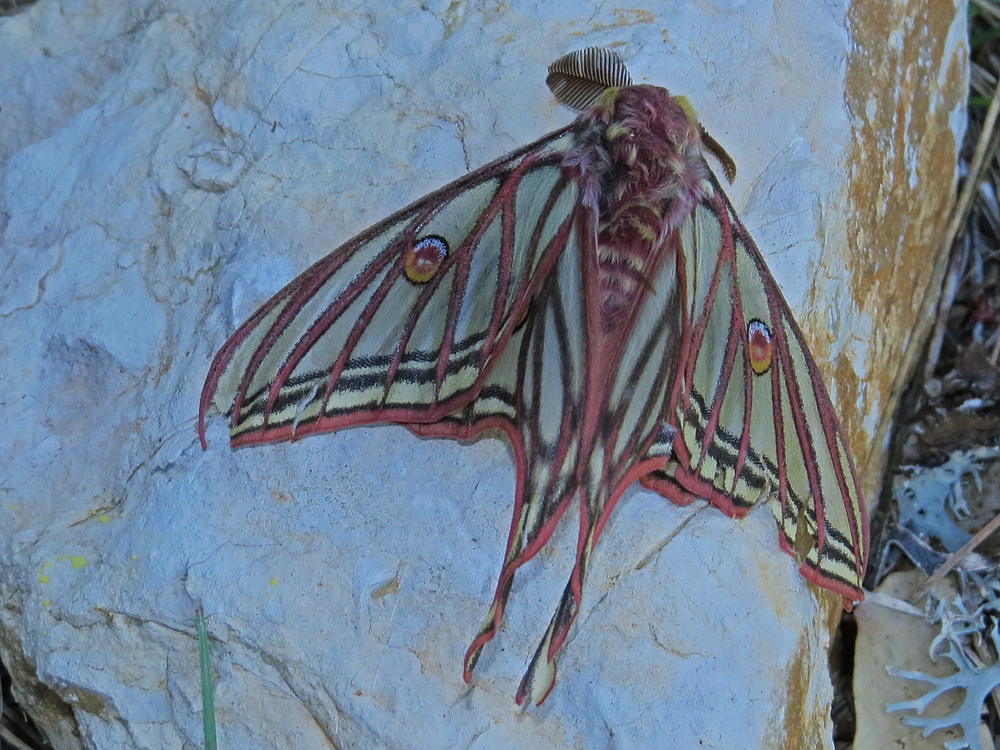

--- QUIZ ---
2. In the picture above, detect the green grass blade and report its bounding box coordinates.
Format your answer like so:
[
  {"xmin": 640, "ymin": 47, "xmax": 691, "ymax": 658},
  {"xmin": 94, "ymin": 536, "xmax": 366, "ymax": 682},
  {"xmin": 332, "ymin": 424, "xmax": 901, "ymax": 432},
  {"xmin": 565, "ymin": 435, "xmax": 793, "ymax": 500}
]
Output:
[{"xmin": 195, "ymin": 601, "xmax": 218, "ymax": 750}]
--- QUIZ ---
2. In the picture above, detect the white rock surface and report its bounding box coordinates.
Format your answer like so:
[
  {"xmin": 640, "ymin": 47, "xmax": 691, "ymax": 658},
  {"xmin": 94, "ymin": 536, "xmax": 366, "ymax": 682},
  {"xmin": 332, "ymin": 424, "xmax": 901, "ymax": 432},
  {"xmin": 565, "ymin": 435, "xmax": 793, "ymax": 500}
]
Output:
[{"xmin": 0, "ymin": 1, "xmax": 964, "ymax": 749}]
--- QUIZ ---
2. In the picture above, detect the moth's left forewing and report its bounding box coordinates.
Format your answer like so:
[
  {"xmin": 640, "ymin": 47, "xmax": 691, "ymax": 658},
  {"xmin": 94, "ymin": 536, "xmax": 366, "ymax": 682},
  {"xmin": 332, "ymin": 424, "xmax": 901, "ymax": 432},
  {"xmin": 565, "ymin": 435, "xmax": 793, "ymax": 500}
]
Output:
[
  {"xmin": 667, "ymin": 175, "xmax": 868, "ymax": 603},
  {"xmin": 200, "ymin": 129, "xmax": 581, "ymax": 448}
]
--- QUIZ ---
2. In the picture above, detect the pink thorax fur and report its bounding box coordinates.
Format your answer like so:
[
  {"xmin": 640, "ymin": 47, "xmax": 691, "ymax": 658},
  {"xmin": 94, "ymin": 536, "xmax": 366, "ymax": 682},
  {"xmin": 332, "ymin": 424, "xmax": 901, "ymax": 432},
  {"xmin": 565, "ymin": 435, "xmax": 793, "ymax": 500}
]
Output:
[{"xmin": 562, "ymin": 85, "xmax": 712, "ymax": 332}]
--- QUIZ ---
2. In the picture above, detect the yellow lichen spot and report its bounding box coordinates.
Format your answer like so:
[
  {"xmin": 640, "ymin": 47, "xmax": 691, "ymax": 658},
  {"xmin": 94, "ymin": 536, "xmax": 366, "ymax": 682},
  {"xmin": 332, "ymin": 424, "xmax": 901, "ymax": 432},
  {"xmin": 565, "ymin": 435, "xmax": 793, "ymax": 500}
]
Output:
[
  {"xmin": 270, "ymin": 578, "xmax": 279, "ymax": 588},
  {"xmin": 38, "ymin": 574, "xmax": 49, "ymax": 584},
  {"xmin": 131, "ymin": 555, "xmax": 137, "ymax": 560},
  {"xmin": 613, "ymin": 8, "xmax": 654, "ymax": 25},
  {"xmin": 44, "ymin": 561, "xmax": 52, "ymax": 568},
  {"xmin": 8, "ymin": 505, "xmax": 15, "ymax": 510},
  {"xmin": 98, "ymin": 514, "xmax": 111, "ymax": 524},
  {"xmin": 42, "ymin": 600, "xmax": 51, "ymax": 608},
  {"xmin": 71, "ymin": 556, "xmax": 87, "ymax": 570},
  {"xmin": 372, "ymin": 576, "xmax": 400, "ymax": 601}
]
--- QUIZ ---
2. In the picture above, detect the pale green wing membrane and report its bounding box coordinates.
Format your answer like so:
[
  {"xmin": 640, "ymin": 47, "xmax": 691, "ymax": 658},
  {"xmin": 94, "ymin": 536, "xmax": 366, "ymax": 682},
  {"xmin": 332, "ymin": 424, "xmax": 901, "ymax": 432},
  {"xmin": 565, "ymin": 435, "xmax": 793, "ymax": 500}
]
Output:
[
  {"xmin": 200, "ymin": 131, "xmax": 578, "ymax": 447},
  {"xmin": 659, "ymin": 179, "xmax": 868, "ymax": 602}
]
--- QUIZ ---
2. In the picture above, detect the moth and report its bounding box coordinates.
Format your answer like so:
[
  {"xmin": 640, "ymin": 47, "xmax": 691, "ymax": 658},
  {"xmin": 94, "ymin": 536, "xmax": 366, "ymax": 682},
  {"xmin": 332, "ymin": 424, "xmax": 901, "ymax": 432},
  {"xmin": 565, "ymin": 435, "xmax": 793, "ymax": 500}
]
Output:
[{"xmin": 199, "ymin": 48, "xmax": 870, "ymax": 706}]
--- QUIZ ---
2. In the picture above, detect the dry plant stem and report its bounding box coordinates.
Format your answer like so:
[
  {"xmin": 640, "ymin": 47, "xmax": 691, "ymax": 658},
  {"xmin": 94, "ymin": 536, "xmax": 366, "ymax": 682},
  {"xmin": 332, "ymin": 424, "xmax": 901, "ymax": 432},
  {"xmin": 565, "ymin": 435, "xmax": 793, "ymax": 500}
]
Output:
[
  {"xmin": 992, "ymin": 318, "xmax": 1000, "ymax": 364},
  {"xmin": 0, "ymin": 724, "xmax": 35, "ymax": 750},
  {"xmin": 927, "ymin": 234, "xmax": 971, "ymax": 378},
  {"xmin": 977, "ymin": 0, "xmax": 1000, "ymax": 23},
  {"xmin": 925, "ymin": 71, "xmax": 1000, "ymax": 379},
  {"xmin": 914, "ymin": 509, "xmax": 1000, "ymax": 600}
]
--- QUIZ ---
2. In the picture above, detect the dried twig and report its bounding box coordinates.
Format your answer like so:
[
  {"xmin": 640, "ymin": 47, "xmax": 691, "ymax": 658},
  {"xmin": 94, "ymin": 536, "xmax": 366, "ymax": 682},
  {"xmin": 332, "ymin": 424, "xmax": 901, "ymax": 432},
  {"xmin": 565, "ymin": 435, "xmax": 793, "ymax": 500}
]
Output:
[
  {"xmin": 915, "ymin": 510, "xmax": 1000, "ymax": 599},
  {"xmin": 1, "ymin": 722, "xmax": 37, "ymax": 750},
  {"xmin": 977, "ymin": 0, "xmax": 1000, "ymax": 24}
]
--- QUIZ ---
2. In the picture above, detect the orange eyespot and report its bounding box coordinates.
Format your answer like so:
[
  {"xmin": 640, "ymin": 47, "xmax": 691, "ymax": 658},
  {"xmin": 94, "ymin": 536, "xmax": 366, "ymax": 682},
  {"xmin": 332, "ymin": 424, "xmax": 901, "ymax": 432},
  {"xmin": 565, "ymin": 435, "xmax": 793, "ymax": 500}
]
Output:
[
  {"xmin": 404, "ymin": 236, "xmax": 448, "ymax": 284},
  {"xmin": 747, "ymin": 319, "xmax": 773, "ymax": 375}
]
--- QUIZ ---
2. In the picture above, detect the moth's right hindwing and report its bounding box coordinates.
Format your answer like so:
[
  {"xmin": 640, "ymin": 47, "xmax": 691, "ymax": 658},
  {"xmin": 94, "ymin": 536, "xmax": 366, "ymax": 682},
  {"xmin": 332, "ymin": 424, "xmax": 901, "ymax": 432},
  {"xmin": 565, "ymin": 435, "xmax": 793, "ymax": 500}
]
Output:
[{"xmin": 663, "ymin": 179, "xmax": 868, "ymax": 601}]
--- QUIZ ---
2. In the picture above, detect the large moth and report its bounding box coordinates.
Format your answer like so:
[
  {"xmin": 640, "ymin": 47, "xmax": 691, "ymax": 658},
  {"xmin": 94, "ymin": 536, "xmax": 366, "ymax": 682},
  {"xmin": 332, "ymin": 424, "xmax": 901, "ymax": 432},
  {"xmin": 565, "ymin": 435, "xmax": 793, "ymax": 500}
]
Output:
[{"xmin": 199, "ymin": 48, "xmax": 870, "ymax": 705}]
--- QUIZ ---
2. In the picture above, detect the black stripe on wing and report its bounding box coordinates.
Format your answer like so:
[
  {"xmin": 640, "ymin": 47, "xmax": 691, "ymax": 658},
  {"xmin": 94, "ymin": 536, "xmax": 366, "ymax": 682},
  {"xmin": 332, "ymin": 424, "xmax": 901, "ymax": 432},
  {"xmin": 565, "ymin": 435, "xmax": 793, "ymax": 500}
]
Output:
[{"xmin": 232, "ymin": 328, "xmax": 495, "ymax": 431}]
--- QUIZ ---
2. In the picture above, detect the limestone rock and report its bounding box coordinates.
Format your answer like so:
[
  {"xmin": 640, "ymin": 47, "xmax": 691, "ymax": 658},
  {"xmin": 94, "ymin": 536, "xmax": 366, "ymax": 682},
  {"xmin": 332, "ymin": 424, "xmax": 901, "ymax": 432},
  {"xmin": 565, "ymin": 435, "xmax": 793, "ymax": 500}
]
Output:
[{"xmin": 0, "ymin": 0, "xmax": 966, "ymax": 748}]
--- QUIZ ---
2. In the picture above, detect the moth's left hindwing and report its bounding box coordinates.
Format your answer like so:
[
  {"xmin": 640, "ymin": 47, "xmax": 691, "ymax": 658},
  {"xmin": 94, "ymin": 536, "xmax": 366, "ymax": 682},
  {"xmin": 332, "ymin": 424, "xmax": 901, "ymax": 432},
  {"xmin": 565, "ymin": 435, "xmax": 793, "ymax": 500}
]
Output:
[
  {"xmin": 199, "ymin": 128, "xmax": 578, "ymax": 447},
  {"xmin": 643, "ymin": 176, "xmax": 868, "ymax": 602}
]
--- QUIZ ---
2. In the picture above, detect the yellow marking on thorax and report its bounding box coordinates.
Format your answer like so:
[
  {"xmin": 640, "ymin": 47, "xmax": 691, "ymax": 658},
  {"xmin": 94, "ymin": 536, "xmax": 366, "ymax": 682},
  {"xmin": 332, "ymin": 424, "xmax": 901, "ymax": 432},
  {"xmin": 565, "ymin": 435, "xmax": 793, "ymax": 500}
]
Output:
[
  {"xmin": 598, "ymin": 246, "xmax": 651, "ymax": 273},
  {"xmin": 674, "ymin": 95, "xmax": 699, "ymax": 124},
  {"xmin": 606, "ymin": 122, "xmax": 630, "ymax": 141}
]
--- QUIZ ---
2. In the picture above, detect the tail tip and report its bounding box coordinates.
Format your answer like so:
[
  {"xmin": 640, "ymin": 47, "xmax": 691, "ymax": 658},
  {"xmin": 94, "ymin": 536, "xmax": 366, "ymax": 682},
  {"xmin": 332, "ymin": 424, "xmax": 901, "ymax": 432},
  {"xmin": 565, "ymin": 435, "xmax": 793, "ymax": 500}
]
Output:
[{"xmin": 197, "ymin": 415, "xmax": 209, "ymax": 451}]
